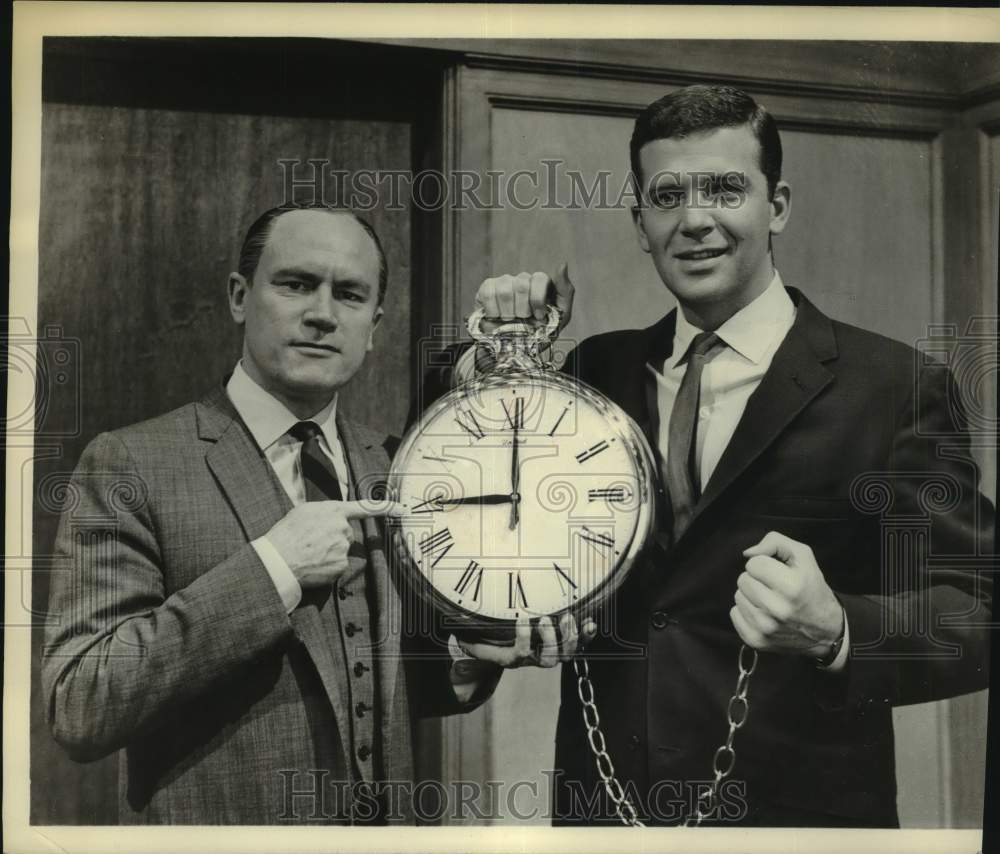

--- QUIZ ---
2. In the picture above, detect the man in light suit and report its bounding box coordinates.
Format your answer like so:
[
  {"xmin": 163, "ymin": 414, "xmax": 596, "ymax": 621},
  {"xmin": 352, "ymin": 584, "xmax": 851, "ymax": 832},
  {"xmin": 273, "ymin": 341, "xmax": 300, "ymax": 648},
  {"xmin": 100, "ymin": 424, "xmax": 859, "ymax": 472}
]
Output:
[
  {"xmin": 458, "ymin": 85, "xmax": 993, "ymax": 826},
  {"xmin": 42, "ymin": 206, "xmax": 506, "ymax": 824}
]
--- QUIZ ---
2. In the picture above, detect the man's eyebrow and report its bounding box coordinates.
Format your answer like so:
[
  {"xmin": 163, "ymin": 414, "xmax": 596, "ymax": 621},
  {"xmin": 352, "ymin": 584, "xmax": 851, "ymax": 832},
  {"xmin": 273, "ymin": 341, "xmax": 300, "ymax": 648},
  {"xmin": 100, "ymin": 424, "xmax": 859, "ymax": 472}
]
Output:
[
  {"xmin": 334, "ymin": 278, "xmax": 373, "ymax": 294},
  {"xmin": 271, "ymin": 267, "xmax": 321, "ymax": 281}
]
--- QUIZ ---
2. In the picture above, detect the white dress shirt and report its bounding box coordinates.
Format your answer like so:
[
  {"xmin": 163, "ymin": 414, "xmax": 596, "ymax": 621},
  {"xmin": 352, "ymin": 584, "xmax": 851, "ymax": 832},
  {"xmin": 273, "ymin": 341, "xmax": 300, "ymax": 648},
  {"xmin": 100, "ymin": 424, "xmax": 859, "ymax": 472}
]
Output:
[
  {"xmin": 648, "ymin": 273, "xmax": 848, "ymax": 670},
  {"xmin": 226, "ymin": 361, "xmax": 348, "ymax": 613},
  {"xmin": 649, "ymin": 272, "xmax": 796, "ymax": 492}
]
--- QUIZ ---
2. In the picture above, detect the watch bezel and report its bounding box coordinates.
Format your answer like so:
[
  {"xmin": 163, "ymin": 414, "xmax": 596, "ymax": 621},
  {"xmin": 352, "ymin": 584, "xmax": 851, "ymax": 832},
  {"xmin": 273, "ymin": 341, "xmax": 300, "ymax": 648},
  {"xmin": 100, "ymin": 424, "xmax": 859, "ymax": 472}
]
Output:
[{"xmin": 388, "ymin": 366, "xmax": 657, "ymax": 643}]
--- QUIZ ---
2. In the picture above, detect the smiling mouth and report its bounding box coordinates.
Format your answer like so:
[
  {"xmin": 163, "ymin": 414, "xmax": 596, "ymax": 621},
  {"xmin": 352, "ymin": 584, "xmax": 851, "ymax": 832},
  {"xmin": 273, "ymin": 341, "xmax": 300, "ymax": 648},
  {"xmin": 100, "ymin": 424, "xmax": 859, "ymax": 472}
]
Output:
[{"xmin": 675, "ymin": 248, "xmax": 728, "ymax": 261}]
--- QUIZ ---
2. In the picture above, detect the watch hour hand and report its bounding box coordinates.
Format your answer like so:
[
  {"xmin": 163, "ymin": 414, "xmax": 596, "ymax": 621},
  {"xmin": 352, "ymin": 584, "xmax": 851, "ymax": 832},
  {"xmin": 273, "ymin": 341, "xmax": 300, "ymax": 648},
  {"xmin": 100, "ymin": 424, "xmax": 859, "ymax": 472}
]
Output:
[
  {"xmin": 436, "ymin": 493, "xmax": 514, "ymax": 506},
  {"xmin": 509, "ymin": 436, "xmax": 521, "ymax": 530}
]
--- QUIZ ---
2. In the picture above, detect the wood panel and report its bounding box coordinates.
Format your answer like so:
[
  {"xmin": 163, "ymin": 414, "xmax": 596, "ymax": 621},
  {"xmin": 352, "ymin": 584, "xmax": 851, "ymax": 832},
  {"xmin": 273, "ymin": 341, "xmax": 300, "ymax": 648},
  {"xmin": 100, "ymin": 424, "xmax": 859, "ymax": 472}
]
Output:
[
  {"xmin": 375, "ymin": 39, "xmax": 1000, "ymax": 105},
  {"xmin": 779, "ymin": 129, "xmax": 937, "ymax": 345}
]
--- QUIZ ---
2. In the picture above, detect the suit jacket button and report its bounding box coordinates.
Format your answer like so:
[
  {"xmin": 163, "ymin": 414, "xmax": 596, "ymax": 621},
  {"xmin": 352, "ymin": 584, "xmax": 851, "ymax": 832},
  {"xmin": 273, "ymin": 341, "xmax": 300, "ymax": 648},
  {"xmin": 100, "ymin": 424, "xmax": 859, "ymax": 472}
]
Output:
[
  {"xmin": 345, "ymin": 622, "xmax": 361, "ymax": 637},
  {"xmin": 629, "ymin": 734, "xmax": 640, "ymax": 750},
  {"xmin": 338, "ymin": 587, "xmax": 350, "ymax": 601},
  {"xmin": 651, "ymin": 611, "xmax": 669, "ymax": 629},
  {"xmin": 357, "ymin": 744, "xmax": 371, "ymax": 761}
]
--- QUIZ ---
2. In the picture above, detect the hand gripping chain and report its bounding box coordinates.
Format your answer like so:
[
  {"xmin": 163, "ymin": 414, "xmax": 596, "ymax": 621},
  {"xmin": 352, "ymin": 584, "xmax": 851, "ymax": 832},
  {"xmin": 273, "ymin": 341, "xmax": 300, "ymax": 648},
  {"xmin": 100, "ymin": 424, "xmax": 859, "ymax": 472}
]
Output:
[{"xmin": 575, "ymin": 644, "xmax": 758, "ymax": 827}]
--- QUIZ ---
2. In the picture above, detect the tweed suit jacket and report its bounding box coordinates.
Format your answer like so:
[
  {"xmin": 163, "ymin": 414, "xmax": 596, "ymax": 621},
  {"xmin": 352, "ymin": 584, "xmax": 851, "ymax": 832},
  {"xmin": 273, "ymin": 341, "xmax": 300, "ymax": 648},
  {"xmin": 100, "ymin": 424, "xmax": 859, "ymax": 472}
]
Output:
[{"xmin": 42, "ymin": 385, "xmax": 472, "ymax": 824}]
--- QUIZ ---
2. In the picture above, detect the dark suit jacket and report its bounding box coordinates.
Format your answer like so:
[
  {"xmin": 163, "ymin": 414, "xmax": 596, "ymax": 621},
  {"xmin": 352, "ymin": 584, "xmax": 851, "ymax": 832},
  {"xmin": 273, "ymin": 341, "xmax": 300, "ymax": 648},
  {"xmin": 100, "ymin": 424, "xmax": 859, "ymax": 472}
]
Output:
[
  {"xmin": 42, "ymin": 386, "xmax": 482, "ymax": 824},
  {"xmin": 547, "ymin": 288, "xmax": 993, "ymax": 826}
]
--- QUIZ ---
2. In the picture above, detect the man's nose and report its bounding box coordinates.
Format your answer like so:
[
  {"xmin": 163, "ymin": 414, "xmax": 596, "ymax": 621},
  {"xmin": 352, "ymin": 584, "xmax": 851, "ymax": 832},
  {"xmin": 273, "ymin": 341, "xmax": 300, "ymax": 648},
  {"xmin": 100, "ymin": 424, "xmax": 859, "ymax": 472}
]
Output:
[
  {"xmin": 679, "ymin": 199, "xmax": 715, "ymax": 240},
  {"xmin": 303, "ymin": 286, "xmax": 338, "ymax": 329}
]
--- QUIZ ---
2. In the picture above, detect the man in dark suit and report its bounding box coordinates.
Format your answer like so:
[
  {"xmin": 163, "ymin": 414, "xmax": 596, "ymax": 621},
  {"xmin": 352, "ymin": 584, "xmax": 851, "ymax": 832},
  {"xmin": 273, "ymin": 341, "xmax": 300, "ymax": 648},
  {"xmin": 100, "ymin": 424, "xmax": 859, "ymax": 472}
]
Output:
[
  {"xmin": 458, "ymin": 84, "xmax": 993, "ymax": 826},
  {"xmin": 42, "ymin": 206, "xmax": 510, "ymax": 824}
]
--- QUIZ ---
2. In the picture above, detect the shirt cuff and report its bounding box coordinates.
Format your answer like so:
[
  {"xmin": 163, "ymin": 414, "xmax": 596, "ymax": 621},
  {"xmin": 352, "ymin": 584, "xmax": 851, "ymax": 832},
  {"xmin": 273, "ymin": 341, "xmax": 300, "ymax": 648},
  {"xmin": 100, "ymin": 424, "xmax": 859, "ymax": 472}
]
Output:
[
  {"xmin": 448, "ymin": 634, "xmax": 502, "ymax": 704},
  {"xmin": 252, "ymin": 536, "xmax": 302, "ymax": 614},
  {"xmin": 818, "ymin": 608, "xmax": 850, "ymax": 673}
]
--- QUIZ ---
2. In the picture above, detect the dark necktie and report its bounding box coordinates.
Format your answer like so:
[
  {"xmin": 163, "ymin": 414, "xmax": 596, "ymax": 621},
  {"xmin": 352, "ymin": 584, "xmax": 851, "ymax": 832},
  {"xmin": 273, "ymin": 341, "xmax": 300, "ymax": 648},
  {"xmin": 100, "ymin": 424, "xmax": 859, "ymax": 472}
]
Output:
[
  {"xmin": 289, "ymin": 420, "xmax": 344, "ymax": 502},
  {"xmin": 665, "ymin": 331, "xmax": 726, "ymax": 541}
]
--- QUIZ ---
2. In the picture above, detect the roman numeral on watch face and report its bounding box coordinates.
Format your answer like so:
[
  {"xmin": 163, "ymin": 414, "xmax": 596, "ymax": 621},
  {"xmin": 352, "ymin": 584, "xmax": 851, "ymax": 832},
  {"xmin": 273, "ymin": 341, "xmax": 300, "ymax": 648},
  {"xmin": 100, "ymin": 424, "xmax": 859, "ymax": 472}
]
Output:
[
  {"xmin": 588, "ymin": 487, "xmax": 626, "ymax": 502},
  {"xmin": 419, "ymin": 528, "xmax": 454, "ymax": 567},
  {"xmin": 454, "ymin": 409, "xmax": 485, "ymax": 440},
  {"xmin": 575, "ymin": 440, "xmax": 609, "ymax": 464},
  {"xmin": 412, "ymin": 495, "xmax": 444, "ymax": 513},
  {"xmin": 501, "ymin": 396, "xmax": 525, "ymax": 430},
  {"xmin": 553, "ymin": 562, "xmax": 578, "ymax": 590},
  {"xmin": 548, "ymin": 405, "xmax": 570, "ymax": 436},
  {"xmin": 507, "ymin": 572, "xmax": 528, "ymax": 610},
  {"xmin": 579, "ymin": 527, "xmax": 615, "ymax": 552},
  {"xmin": 455, "ymin": 560, "xmax": 484, "ymax": 602}
]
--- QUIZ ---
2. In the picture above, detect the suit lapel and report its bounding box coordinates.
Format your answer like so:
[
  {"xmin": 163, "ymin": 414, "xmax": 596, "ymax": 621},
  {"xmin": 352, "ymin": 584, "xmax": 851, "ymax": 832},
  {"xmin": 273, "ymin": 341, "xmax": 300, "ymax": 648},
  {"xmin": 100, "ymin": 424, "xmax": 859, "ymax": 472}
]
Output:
[
  {"xmin": 198, "ymin": 387, "xmax": 353, "ymax": 746},
  {"xmin": 610, "ymin": 311, "xmax": 677, "ymax": 452},
  {"xmin": 199, "ymin": 388, "xmax": 292, "ymax": 540},
  {"xmin": 337, "ymin": 415, "xmax": 403, "ymax": 771},
  {"xmin": 677, "ymin": 291, "xmax": 838, "ymax": 546}
]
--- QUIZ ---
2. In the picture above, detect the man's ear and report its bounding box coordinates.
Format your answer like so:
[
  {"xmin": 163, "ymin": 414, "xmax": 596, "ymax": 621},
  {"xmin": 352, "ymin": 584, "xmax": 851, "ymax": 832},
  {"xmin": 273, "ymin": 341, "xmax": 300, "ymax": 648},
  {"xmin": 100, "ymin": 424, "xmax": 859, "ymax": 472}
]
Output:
[
  {"xmin": 631, "ymin": 205, "xmax": 651, "ymax": 254},
  {"xmin": 366, "ymin": 305, "xmax": 385, "ymax": 352},
  {"xmin": 768, "ymin": 181, "xmax": 792, "ymax": 236},
  {"xmin": 228, "ymin": 273, "xmax": 250, "ymax": 325}
]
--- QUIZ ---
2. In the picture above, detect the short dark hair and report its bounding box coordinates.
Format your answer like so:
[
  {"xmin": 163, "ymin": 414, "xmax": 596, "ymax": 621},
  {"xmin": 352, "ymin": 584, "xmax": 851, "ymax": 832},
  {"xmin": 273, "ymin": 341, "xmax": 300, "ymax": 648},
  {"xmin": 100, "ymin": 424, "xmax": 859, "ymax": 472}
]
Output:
[
  {"xmin": 630, "ymin": 85, "xmax": 783, "ymax": 199},
  {"xmin": 237, "ymin": 205, "xmax": 389, "ymax": 305}
]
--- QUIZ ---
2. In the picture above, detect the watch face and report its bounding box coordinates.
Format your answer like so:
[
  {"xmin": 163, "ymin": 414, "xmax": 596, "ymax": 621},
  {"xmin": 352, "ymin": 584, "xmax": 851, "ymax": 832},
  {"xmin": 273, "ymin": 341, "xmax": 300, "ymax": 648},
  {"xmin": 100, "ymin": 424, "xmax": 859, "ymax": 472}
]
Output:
[{"xmin": 390, "ymin": 371, "xmax": 652, "ymax": 630}]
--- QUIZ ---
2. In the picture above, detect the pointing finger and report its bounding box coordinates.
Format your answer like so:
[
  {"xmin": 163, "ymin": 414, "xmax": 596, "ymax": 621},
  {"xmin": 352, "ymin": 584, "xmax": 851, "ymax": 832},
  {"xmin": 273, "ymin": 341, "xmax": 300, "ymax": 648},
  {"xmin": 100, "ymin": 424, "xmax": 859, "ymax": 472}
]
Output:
[{"xmin": 339, "ymin": 499, "xmax": 407, "ymax": 520}]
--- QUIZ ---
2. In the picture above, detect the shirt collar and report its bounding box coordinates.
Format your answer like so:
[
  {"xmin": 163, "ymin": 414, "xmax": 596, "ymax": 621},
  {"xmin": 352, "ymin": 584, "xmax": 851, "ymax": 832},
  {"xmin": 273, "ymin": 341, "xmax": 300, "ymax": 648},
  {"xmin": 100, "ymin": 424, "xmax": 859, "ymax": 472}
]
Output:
[
  {"xmin": 226, "ymin": 361, "xmax": 339, "ymax": 452},
  {"xmin": 668, "ymin": 271, "xmax": 794, "ymax": 368}
]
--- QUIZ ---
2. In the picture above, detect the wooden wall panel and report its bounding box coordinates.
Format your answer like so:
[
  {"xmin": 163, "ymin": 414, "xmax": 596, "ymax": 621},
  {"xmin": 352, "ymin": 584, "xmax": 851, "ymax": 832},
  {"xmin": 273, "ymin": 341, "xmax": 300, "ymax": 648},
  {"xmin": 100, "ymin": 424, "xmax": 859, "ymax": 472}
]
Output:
[
  {"xmin": 779, "ymin": 130, "xmax": 936, "ymax": 346},
  {"xmin": 490, "ymin": 108, "xmax": 667, "ymax": 343}
]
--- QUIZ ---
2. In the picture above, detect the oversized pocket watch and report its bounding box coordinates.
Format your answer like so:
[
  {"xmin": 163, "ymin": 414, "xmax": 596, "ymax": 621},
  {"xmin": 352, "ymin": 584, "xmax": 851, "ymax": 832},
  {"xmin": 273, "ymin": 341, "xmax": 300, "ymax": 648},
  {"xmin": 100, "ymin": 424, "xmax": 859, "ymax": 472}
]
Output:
[{"xmin": 388, "ymin": 307, "xmax": 657, "ymax": 642}]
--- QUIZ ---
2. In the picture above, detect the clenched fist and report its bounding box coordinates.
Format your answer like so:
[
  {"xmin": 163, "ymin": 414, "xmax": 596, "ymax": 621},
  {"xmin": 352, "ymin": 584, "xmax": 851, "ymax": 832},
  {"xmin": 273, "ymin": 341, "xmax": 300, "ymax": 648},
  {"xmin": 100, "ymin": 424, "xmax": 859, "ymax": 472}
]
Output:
[
  {"xmin": 267, "ymin": 499, "xmax": 405, "ymax": 589},
  {"xmin": 730, "ymin": 531, "xmax": 844, "ymax": 658},
  {"xmin": 475, "ymin": 264, "xmax": 575, "ymax": 336}
]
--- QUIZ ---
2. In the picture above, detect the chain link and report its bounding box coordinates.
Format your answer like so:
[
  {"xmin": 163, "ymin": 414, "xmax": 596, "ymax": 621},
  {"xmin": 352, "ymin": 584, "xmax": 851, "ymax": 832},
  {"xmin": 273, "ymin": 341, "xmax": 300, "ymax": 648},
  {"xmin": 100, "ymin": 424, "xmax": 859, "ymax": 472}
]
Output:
[
  {"xmin": 574, "ymin": 656, "xmax": 646, "ymax": 826},
  {"xmin": 576, "ymin": 643, "xmax": 758, "ymax": 828}
]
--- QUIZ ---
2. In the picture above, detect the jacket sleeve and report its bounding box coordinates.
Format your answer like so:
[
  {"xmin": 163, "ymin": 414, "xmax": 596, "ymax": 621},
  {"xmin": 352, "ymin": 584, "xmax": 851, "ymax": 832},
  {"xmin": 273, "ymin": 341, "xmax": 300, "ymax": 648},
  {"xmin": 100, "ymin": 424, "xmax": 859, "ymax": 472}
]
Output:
[
  {"xmin": 41, "ymin": 432, "xmax": 294, "ymax": 762},
  {"xmin": 836, "ymin": 358, "xmax": 994, "ymax": 708}
]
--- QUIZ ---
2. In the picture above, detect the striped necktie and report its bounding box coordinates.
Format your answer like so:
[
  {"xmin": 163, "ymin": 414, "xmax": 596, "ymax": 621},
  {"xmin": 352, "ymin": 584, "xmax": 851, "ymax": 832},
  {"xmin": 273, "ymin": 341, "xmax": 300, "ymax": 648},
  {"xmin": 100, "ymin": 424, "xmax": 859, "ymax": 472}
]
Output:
[{"xmin": 289, "ymin": 420, "xmax": 344, "ymax": 502}]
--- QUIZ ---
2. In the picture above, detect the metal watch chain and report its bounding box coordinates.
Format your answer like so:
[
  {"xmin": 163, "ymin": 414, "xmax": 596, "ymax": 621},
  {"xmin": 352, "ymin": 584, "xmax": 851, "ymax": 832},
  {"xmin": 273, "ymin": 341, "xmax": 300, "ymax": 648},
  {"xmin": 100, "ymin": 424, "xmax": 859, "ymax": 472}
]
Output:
[{"xmin": 575, "ymin": 643, "xmax": 758, "ymax": 827}]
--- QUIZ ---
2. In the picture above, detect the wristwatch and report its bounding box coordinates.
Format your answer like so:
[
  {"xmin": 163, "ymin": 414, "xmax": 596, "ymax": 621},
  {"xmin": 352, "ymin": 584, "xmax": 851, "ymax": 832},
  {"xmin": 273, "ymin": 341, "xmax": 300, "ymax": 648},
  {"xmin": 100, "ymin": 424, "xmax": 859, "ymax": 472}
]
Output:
[{"xmin": 814, "ymin": 606, "xmax": 847, "ymax": 669}]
